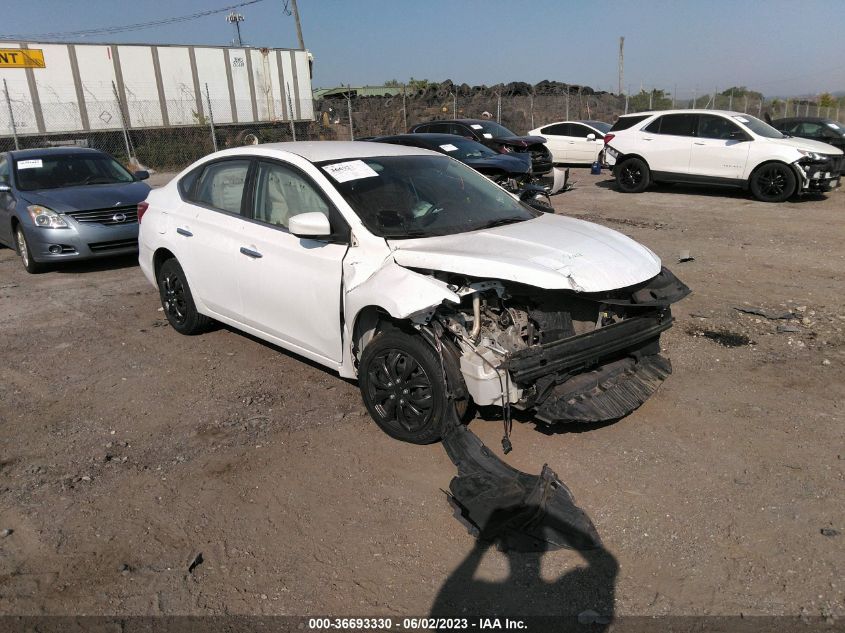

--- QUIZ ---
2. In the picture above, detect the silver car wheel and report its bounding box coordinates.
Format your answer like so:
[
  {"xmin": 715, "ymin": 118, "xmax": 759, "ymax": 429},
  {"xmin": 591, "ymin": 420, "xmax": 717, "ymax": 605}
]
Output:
[{"xmin": 16, "ymin": 227, "xmax": 29, "ymax": 267}]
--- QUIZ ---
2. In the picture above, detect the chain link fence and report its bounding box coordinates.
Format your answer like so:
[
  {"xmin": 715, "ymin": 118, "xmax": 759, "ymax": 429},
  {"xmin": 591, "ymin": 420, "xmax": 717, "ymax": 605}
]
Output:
[
  {"xmin": 315, "ymin": 84, "xmax": 845, "ymax": 142},
  {"xmin": 3, "ymin": 78, "xmax": 843, "ymax": 174}
]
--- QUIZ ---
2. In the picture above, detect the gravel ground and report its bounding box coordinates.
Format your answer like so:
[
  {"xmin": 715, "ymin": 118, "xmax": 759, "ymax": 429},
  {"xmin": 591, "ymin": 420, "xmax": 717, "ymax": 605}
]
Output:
[{"xmin": 0, "ymin": 169, "xmax": 842, "ymax": 619}]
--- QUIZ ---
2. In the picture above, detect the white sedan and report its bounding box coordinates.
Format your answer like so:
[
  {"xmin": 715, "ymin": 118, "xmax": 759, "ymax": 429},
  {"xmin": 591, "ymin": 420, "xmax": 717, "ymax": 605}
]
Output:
[
  {"xmin": 529, "ymin": 120, "xmax": 611, "ymax": 165},
  {"xmin": 138, "ymin": 142, "xmax": 688, "ymax": 444}
]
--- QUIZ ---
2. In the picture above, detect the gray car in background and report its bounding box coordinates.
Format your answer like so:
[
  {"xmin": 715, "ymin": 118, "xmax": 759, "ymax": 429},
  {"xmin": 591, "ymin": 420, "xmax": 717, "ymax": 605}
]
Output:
[{"xmin": 0, "ymin": 147, "xmax": 151, "ymax": 273}]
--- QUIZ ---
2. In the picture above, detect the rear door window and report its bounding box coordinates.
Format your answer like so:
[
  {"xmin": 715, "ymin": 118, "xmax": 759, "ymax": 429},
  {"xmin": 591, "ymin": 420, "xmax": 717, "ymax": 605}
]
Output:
[
  {"xmin": 540, "ymin": 123, "xmax": 570, "ymax": 136},
  {"xmin": 193, "ymin": 160, "xmax": 251, "ymax": 215},
  {"xmin": 645, "ymin": 114, "xmax": 697, "ymax": 136}
]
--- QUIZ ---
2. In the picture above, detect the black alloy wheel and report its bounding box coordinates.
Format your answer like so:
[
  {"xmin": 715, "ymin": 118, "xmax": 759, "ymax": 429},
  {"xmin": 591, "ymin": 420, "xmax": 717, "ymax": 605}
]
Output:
[
  {"xmin": 615, "ymin": 157, "xmax": 650, "ymax": 193},
  {"xmin": 750, "ymin": 163, "xmax": 796, "ymax": 202},
  {"xmin": 359, "ymin": 328, "xmax": 453, "ymax": 444},
  {"xmin": 156, "ymin": 258, "xmax": 210, "ymax": 335}
]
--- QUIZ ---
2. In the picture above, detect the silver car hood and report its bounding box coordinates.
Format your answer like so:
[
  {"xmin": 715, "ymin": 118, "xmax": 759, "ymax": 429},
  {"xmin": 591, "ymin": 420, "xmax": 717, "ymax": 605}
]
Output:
[{"xmin": 387, "ymin": 213, "xmax": 662, "ymax": 292}]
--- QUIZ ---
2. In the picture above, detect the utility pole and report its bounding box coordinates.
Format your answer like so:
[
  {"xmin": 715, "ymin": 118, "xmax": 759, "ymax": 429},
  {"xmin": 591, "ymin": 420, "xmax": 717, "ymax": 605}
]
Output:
[
  {"xmin": 618, "ymin": 36, "xmax": 624, "ymax": 95},
  {"xmin": 290, "ymin": 0, "xmax": 305, "ymax": 50},
  {"xmin": 226, "ymin": 12, "xmax": 244, "ymax": 46}
]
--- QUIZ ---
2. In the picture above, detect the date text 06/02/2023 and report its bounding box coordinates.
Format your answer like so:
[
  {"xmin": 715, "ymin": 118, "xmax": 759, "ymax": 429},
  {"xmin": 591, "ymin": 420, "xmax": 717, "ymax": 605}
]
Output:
[{"xmin": 307, "ymin": 617, "xmax": 528, "ymax": 630}]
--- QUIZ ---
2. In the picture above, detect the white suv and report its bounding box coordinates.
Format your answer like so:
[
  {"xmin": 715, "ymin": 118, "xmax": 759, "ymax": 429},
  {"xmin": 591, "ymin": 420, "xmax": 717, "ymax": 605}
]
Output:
[{"xmin": 603, "ymin": 110, "xmax": 843, "ymax": 202}]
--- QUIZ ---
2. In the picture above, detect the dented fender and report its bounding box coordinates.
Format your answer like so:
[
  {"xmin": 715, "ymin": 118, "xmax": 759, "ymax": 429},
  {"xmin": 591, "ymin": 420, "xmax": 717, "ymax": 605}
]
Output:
[{"xmin": 338, "ymin": 257, "xmax": 460, "ymax": 378}]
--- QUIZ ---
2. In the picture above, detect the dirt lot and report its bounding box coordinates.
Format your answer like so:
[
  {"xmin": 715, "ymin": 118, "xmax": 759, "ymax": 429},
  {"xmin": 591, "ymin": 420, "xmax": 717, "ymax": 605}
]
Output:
[{"xmin": 0, "ymin": 170, "xmax": 843, "ymax": 619}]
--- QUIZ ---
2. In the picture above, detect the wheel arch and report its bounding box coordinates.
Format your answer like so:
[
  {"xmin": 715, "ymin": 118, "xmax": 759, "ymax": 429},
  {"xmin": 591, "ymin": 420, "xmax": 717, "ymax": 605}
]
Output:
[
  {"xmin": 152, "ymin": 247, "xmax": 177, "ymax": 279},
  {"xmin": 748, "ymin": 159, "xmax": 801, "ymax": 196}
]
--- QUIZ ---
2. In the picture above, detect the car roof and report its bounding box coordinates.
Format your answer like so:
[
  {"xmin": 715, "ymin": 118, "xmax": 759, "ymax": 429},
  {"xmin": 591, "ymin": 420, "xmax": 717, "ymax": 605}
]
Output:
[
  {"xmin": 617, "ymin": 109, "xmax": 755, "ymax": 118},
  {"xmin": 206, "ymin": 141, "xmax": 434, "ymax": 163},
  {"xmin": 770, "ymin": 116, "xmax": 833, "ymax": 124},
  {"xmin": 537, "ymin": 119, "xmax": 608, "ymax": 128},
  {"xmin": 8, "ymin": 147, "xmax": 107, "ymax": 159},
  {"xmin": 378, "ymin": 133, "xmax": 472, "ymax": 144},
  {"xmin": 414, "ymin": 118, "xmax": 491, "ymax": 125}
]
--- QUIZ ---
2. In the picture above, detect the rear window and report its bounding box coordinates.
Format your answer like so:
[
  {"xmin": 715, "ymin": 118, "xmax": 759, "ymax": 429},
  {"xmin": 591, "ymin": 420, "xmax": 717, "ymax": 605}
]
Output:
[{"xmin": 609, "ymin": 115, "xmax": 650, "ymax": 132}]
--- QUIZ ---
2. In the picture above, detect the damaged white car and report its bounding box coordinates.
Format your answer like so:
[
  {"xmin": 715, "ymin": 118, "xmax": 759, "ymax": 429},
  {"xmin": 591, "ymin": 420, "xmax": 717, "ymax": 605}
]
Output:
[{"xmin": 138, "ymin": 142, "xmax": 689, "ymax": 444}]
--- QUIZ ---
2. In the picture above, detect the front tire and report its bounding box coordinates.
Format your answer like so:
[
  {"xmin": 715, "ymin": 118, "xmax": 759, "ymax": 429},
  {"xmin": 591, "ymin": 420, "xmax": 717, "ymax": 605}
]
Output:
[
  {"xmin": 156, "ymin": 258, "xmax": 210, "ymax": 335},
  {"xmin": 15, "ymin": 225, "xmax": 44, "ymax": 274},
  {"xmin": 615, "ymin": 157, "xmax": 650, "ymax": 193},
  {"xmin": 750, "ymin": 162, "xmax": 796, "ymax": 202},
  {"xmin": 359, "ymin": 328, "xmax": 451, "ymax": 444}
]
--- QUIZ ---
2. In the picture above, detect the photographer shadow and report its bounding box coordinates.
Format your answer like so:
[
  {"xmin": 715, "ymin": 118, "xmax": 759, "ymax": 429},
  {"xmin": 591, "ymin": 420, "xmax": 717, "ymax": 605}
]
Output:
[{"xmin": 430, "ymin": 511, "xmax": 617, "ymax": 629}]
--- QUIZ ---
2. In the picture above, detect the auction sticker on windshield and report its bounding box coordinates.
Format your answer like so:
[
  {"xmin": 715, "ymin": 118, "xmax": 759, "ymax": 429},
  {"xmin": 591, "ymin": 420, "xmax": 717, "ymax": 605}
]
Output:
[
  {"xmin": 439, "ymin": 144, "xmax": 459, "ymax": 152},
  {"xmin": 323, "ymin": 160, "xmax": 379, "ymax": 183},
  {"xmin": 732, "ymin": 116, "xmax": 750, "ymax": 124},
  {"xmin": 17, "ymin": 159, "xmax": 43, "ymax": 169}
]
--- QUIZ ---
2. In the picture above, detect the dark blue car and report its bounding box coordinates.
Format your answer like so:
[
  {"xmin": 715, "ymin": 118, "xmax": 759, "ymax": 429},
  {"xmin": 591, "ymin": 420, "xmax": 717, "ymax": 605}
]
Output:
[
  {"xmin": 370, "ymin": 133, "xmax": 533, "ymax": 183},
  {"xmin": 0, "ymin": 147, "xmax": 151, "ymax": 273}
]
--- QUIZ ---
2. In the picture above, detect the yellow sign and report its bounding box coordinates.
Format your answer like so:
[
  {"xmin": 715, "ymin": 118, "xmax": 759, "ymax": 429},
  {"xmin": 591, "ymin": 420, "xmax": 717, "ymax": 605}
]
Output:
[{"xmin": 0, "ymin": 49, "xmax": 45, "ymax": 69}]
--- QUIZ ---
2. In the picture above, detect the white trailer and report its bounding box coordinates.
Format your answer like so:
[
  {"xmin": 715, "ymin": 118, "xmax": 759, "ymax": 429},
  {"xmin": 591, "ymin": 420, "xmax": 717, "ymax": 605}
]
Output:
[{"xmin": 0, "ymin": 41, "xmax": 314, "ymax": 138}]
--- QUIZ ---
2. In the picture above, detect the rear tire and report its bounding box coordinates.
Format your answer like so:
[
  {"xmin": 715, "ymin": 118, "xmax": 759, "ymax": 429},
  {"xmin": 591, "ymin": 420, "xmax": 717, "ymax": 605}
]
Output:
[
  {"xmin": 15, "ymin": 225, "xmax": 44, "ymax": 274},
  {"xmin": 615, "ymin": 157, "xmax": 650, "ymax": 193},
  {"xmin": 156, "ymin": 258, "xmax": 210, "ymax": 335},
  {"xmin": 749, "ymin": 162, "xmax": 796, "ymax": 202},
  {"xmin": 359, "ymin": 327, "xmax": 451, "ymax": 445}
]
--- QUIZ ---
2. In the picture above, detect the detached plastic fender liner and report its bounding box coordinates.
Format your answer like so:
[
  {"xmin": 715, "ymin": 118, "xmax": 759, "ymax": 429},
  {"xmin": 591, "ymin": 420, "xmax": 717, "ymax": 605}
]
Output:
[{"xmin": 440, "ymin": 412, "xmax": 601, "ymax": 552}]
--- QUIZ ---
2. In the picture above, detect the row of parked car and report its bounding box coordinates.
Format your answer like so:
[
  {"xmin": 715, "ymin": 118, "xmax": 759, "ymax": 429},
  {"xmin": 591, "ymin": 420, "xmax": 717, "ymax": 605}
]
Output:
[
  {"xmin": 3, "ymin": 110, "xmax": 841, "ymax": 274},
  {"xmin": 0, "ymin": 109, "xmax": 839, "ymax": 445}
]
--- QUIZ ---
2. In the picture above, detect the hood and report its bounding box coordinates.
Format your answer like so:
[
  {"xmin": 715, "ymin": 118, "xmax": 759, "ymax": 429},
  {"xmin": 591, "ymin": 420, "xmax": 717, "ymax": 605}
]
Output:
[
  {"xmin": 388, "ymin": 213, "xmax": 662, "ymax": 292},
  {"xmin": 464, "ymin": 153, "xmax": 532, "ymax": 175},
  {"xmin": 764, "ymin": 136, "xmax": 844, "ymax": 156},
  {"xmin": 494, "ymin": 135, "xmax": 548, "ymax": 148},
  {"xmin": 20, "ymin": 181, "xmax": 151, "ymax": 212}
]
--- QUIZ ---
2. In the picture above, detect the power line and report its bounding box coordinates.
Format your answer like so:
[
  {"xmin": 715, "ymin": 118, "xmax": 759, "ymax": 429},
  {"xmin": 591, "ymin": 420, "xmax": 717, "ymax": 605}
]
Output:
[{"xmin": 0, "ymin": 0, "xmax": 266, "ymax": 41}]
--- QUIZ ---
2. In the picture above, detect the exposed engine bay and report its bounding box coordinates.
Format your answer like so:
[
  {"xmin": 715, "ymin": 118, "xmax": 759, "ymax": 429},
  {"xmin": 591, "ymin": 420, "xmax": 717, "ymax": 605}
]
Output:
[{"xmin": 418, "ymin": 266, "xmax": 690, "ymax": 427}]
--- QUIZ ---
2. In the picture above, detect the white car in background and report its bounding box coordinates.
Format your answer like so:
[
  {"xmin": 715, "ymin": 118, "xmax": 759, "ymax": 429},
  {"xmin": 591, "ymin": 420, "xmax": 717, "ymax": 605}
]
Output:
[
  {"xmin": 603, "ymin": 110, "xmax": 843, "ymax": 202},
  {"xmin": 138, "ymin": 142, "xmax": 688, "ymax": 445},
  {"xmin": 528, "ymin": 120, "xmax": 611, "ymax": 165}
]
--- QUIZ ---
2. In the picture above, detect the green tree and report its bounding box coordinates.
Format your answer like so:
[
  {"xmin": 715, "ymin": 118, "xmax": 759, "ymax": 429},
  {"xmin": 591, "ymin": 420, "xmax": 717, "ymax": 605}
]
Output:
[{"xmin": 818, "ymin": 92, "xmax": 835, "ymax": 108}]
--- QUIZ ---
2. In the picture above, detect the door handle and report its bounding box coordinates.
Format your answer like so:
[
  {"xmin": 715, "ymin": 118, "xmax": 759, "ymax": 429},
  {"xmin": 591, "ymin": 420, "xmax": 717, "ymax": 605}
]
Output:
[
  {"xmin": 176, "ymin": 227, "xmax": 193, "ymax": 237},
  {"xmin": 694, "ymin": 142, "xmax": 705, "ymax": 145},
  {"xmin": 239, "ymin": 246, "xmax": 263, "ymax": 259}
]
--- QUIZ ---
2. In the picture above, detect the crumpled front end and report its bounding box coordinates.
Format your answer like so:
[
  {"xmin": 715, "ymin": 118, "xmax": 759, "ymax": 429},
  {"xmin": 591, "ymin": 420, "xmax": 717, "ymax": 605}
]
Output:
[
  {"xmin": 426, "ymin": 266, "xmax": 689, "ymax": 426},
  {"xmin": 794, "ymin": 153, "xmax": 843, "ymax": 192}
]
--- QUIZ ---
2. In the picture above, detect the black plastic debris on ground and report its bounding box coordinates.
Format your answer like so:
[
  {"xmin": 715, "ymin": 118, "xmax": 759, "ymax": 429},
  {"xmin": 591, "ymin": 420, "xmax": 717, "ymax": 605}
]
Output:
[
  {"xmin": 188, "ymin": 552, "xmax": 204, "ymax": 574},
  {"xmin": 687, "ymin": 326, "xmax": 753, "ymax": 348},
  {"xmin": 732, "ymin": 305, "xmax": 796, "ymax": 320},
  {"xmin": 440, "ymin": 415, "xmax": 600, "ymax": 552}
]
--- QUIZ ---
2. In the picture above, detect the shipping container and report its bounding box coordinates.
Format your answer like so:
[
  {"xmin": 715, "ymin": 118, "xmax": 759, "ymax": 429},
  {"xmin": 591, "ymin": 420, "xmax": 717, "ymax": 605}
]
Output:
[{"xmin": 0, "ymin": 41, "xmax": 314, "ymax": 138}]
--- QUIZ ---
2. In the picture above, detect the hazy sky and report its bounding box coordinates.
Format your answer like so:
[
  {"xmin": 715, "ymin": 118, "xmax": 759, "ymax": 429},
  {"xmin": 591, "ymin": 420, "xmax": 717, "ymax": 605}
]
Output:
[{"xmin": 5, "ymin": 0, "xmax": 845, "ymax": 98}]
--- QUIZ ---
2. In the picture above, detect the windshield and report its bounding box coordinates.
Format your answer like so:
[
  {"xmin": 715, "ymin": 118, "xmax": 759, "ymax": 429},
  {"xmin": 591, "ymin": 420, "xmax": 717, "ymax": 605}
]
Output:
[
  {"xmin": 437, "ymin": 138, "xmax": 498, "ymax": 160},
  {"xmin": 320, "ymin": 155, "xmax": 538, "ymax": 239},
  {"xmin": 14, "ymin": 154, "xmax": 134, "ymax": 191},
  {"xmin": 731, "ymin": 115, "xmax": 785, "ymax": 139},
  {"xmin": 474, "ymin": 121, "xmax": 517, "ymax": 138}
]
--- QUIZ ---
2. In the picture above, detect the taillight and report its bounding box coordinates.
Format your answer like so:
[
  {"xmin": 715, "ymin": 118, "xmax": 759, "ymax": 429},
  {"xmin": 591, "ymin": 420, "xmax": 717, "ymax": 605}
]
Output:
[
  {"xmin": 137, "ymin": 201, "xmax": 149, "ymax": 223},
  {"xmin": 603, "ymin": 133, "xmax": 615, "ymax": 145}
]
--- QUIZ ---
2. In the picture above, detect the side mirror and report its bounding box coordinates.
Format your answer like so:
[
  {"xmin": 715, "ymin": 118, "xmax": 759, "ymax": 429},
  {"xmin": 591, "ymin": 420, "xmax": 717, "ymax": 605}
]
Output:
[
  {"xmin": 0, "ymin": 184, "xmax": 11, "ymax": 193},
  {"xmin": 729, "ymin": 131, "xmax": 750, "ymax": 142},
  {"xmin": 134, "ymin": 170, "xmax": 150, "ymax": 181},
  {"xmin": 289, "ymin": 211, "xmax": 331, "ymax": 239},
  {"xmin": 586, "ymin": 133, "xmax": 596, "ymax": 141}
]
